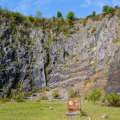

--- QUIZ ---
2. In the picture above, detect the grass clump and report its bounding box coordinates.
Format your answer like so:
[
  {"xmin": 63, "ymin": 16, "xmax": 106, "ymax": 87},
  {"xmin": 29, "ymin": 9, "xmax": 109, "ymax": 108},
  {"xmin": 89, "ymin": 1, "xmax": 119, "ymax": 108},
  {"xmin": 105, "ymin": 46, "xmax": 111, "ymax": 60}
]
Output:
[
  {"xmin": 52, "ymin": 89, "xmax": 60, "ymax": 99},
  {"xmin": 87, "ymin": 89, "xmax": 102, "ymax": 103},
  {"xmin": 10, "ymin": 82, "xmax": 25, "ymax": 102},
  {"xmin": 105, "ymin": 92, "xmax": 120, "ymax": 107},
  {"xmin": 0, "ymin": 98, "xmax": 10, "ymax": 103},
  {"xmin": 68, "ymin": 88, "xmax": 80, "ymax": 98}
]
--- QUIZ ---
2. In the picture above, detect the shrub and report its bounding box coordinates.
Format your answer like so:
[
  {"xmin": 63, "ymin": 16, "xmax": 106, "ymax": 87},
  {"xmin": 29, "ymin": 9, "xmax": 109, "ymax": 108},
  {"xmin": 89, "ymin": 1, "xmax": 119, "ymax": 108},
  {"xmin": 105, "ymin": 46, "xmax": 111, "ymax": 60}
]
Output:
[
  {"xmin": 28, "ymin": 16, "xmax": 36, "ymax": 23},
  {"xmin": 52, "ymin": 89, "xmax": 60, "ymax": 99},
  {"xmin": 68, "ymin": 89, "xmax": 80, "ymax": 98},
  {"xmin": 0, "ymin": 98, "xmax": 10, "ymax": 103},
  {"xmin": 23, "ymin": 18, "xmax": 32, "ymax": 27},
  {"xmin": 87, "ymin": 11, "xmax": 96, "ymax": 18},
  {"xmin": 67, "ymin": 19, "xmax": 73, "ymax": 25},
  {"xmin": 10, "ymin": 82, "xmax": 25, "ymax": 102},
  {"xmin": 12, "ymin": 12, "xmax": 26, "ymax": 23},
  {"xmin": 10, "ymin": 89, "xmax": 25, "ymax": 102},
  {"xmin": 103, "ymin": 5, "xmax": 115, "ymax": 14},
  {"xmin": 87, "ymin": 89, "xmax": 102, "ymax": 103},
  {"xmin": 105, "ymin": 92, "xmax": 120, "ymax": 106}
]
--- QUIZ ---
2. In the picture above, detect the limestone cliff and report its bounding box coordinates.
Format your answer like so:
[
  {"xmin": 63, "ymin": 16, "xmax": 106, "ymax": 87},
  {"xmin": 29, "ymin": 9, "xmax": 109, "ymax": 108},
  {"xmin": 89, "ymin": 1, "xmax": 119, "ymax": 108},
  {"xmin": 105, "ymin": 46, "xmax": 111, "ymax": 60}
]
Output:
[
  {"xmin": 0, "ymin": 10, "xmax": 120, "ymax": 97},
  {"xmin": 48, "ymin": 13, "xmax": 120, "ymax": 95}
]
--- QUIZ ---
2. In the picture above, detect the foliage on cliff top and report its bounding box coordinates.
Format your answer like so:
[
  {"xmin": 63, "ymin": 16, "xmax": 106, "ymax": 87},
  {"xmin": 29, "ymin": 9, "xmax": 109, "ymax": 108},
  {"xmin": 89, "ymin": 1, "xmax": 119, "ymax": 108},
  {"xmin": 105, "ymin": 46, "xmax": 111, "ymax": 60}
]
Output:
[{"xmin": 0, "ymin": 6, "xmax": 120, "ymax": 35}]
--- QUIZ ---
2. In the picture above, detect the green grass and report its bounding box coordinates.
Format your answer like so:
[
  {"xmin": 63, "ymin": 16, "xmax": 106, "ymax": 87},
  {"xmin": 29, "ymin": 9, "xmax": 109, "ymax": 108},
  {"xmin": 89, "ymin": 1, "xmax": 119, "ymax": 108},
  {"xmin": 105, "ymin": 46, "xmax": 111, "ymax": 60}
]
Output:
[{"xmin": 0, "ymin": 100, "xmax": 120, "ymax": 120}]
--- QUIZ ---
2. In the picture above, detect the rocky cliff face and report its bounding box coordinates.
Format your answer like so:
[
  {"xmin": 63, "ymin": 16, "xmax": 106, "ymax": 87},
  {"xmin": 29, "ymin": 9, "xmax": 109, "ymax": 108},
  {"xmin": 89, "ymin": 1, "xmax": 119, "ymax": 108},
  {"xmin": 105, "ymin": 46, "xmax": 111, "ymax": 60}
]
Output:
[
  {"xmin": 0, "ymin": 11, "xmax": 120, "ymax": 97},
  {"xmin": 47, "ymin": 13, "xmax": 120, "ymax": 94},
  {"xmin": 0, "ymin": 16, "xmax": 49, "ymax": 97}
]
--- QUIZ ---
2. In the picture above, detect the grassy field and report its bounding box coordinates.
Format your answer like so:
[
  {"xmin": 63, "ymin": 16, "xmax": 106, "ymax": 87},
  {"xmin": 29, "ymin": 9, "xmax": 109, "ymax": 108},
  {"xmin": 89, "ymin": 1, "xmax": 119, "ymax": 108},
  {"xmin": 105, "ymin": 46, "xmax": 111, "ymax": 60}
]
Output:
[{"xmin": 0, "ymin": 100, "xmax": 120, "ymax": 120}]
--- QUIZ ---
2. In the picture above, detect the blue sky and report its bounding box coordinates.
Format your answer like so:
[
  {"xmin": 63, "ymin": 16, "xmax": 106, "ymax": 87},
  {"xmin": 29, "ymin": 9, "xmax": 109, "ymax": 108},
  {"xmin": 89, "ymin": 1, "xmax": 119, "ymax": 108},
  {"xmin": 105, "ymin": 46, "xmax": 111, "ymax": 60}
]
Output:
[{"xmin": 0, "ymin": 0, "xmax": 120, "ymax": 18}]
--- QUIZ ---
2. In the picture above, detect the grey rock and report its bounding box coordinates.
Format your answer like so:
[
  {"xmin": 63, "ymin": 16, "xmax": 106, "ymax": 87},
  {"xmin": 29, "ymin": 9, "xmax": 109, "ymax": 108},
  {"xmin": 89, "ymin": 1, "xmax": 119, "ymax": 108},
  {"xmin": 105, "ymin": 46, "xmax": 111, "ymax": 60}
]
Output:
[{"xmin": 0, "ymin": 13, "xmax": 120, "ymax": 97}]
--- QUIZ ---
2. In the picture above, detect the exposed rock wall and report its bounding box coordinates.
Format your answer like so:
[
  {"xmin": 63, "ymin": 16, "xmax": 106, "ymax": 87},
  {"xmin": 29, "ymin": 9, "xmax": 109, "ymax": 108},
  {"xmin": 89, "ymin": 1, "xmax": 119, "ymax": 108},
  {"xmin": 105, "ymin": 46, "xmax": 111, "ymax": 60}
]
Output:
[
  {"xmin": 0, "ymin": 17, "xmax": 48, "ymax": 97},
  {"xmin": 0, "ymin": 13, "xmax": 120, "ymax": 97},
  {"xmin": 47, "ymin": 14, "xmax": 120, "ymax": 94}
]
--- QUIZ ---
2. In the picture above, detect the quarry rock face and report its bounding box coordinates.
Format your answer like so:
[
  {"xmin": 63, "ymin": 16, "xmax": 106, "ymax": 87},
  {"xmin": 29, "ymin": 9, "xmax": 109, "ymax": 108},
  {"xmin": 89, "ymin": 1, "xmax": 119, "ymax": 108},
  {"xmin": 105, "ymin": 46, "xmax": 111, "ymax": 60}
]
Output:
[
  {"xmin": 0, "ymin": 18, "xmax": 47, "ymax": 97},
  {"xmin": 0, "ymin": 13, "xmax": 120, "ymax": 97},
  {"xmin": 48, "ymin": 15, "xmax": 120, "ymax": 94}
]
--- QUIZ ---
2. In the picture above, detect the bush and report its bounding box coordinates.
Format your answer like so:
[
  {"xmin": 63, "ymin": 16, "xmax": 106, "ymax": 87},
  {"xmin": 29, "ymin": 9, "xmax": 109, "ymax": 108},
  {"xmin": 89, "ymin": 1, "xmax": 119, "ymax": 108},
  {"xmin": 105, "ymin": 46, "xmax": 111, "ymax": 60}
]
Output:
[
  {"xmin": 68, "ymin": 89, "xmax": 80, "ymax": 98},
  {"xmin": 103, "ymin": 5, "xmax": 115, "ymax": 14},
  {"xmin": 0, "ymin": 98, "xmax": 10, "ymax": 103},
  {"xmin": 52, "ymin": 89, "xmax": 60, "ymax": 99},
  {"xmin": 87, "ymin": 89, "xmax": 102, "ymax": 103},
  {"xmin": 10, "ymin": 89, "xmax": 25, "ymax": 102},
  {"xmin": 28, "ymin": 16, "xmax": 36, "ymax": 23},
  {"xmin": 106, "ymin": 92, "xmax": 120, "ymax": 106},
  {"xmin": 87, "ymin": 11, "xmax": 96, "ymax": 18},
  {"xmin": 10, "ymin": 82, "xmax": 25, "ymax": 102},
  {"xmin": 12, "ymin": 12, "xmax": 26, "ymax": 23}
]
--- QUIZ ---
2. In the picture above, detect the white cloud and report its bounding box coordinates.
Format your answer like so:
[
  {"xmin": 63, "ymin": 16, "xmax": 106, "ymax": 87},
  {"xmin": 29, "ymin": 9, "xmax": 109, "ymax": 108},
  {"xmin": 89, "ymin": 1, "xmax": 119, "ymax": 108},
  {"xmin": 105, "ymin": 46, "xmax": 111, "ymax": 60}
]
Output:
[{"xmin": 112, "ymin": 0, "xmax": 120, "ymax": 6}]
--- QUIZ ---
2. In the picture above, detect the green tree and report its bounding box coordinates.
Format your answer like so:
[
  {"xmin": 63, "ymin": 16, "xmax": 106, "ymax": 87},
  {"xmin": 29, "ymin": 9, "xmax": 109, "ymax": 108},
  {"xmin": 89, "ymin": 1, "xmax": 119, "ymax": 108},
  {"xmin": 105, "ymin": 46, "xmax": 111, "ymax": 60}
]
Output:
[
  {"xmin": 103, "ymin": 5, "xmax": 114, "ymax": 14},
  {"xmin": 66, "ymin": 11, "xmax": 74, "ymax": 20},
  {"xmin": 57, "ymin": 11, "xmax": 63, "ymax": 18},
  {"xmin": 92, "ymin": 11, "xmax": 96, "ymax": 17}
]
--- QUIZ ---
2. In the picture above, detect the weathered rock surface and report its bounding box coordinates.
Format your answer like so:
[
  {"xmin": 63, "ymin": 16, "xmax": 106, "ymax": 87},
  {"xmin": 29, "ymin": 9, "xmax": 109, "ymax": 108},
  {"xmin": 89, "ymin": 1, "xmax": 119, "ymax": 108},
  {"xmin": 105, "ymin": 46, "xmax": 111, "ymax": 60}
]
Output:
[
  {"xmin": 47, "ymin": 14, "xmax": 120, "ymax": 94},
  {"xmin": 0, "ymin": 12, "xmax": 120, "ymax": 97},
  {"xmin": 0, "ymin": 17, "xmax": 48, "ymax": 97}
]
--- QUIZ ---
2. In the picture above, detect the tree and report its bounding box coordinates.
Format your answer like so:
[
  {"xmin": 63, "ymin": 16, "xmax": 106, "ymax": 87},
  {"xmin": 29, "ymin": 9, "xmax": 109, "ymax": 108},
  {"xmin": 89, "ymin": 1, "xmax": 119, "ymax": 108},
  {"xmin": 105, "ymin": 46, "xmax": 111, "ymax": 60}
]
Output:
[
  {"xmin": 92, "ymin": 11, "xmax": 96, "ymax": 17},
  {"xmin": 57, "ymin": 11, "xmax": 63, "ymax": 18},
  {"xmin": 66, "ymin": 11, "xmax": 75, "ymax": 20},
  {"xmin": 35, "ymin": 10, "xmax": 42, "ymax": 18},
  {"xmin": 102, "ymin": 5, "xmax": 114, "ymax": 14}
]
